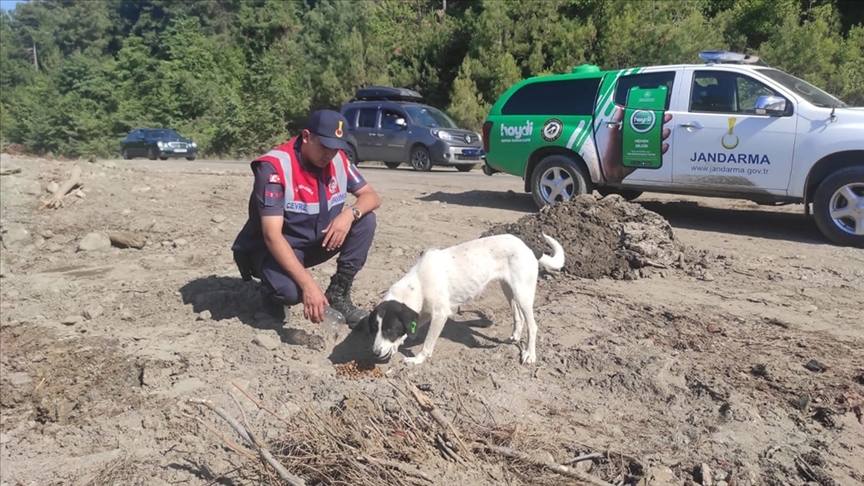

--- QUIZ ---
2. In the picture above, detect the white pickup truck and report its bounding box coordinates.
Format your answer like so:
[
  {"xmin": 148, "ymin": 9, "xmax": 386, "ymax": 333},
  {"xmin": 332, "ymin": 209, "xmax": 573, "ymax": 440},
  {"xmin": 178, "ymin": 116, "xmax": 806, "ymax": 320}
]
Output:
[{"xmin": 482, "ymin": 51, "xmax": 864, "ymax": 248}]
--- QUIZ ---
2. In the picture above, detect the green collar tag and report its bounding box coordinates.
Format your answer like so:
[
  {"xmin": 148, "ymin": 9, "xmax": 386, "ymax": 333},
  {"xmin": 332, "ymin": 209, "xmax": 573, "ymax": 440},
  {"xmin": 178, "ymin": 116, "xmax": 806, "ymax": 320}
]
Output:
[{"xmin": 410, "ymin": 321, "xmax": 417, "ymax": 334}]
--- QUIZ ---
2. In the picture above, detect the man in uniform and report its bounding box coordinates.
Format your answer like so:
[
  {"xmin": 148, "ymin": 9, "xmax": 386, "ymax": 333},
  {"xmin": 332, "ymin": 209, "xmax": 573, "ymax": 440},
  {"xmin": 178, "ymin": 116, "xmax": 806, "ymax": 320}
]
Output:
[{"xmin": 231, "ymin": 109, "xmax": 381, "ymax": 328}]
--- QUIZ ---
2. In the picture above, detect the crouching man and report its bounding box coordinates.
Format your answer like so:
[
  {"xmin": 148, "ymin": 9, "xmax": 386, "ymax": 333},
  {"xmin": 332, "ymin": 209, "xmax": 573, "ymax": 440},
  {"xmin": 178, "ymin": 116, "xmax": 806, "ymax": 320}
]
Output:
[{"xmin": 231, "ymin": 110, "xmax": 381, "ymax": 328}]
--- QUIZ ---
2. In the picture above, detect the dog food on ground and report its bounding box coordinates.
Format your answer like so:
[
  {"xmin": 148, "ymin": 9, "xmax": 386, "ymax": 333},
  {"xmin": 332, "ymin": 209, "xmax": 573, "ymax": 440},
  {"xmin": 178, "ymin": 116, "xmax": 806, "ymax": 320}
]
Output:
[
  {"xmin": 334, "ymin": 360, "xmax": 386, "ymax": 380},
  {"xmin": 482, "ymin": 194, "xmax": 705, "ymax": 280}
]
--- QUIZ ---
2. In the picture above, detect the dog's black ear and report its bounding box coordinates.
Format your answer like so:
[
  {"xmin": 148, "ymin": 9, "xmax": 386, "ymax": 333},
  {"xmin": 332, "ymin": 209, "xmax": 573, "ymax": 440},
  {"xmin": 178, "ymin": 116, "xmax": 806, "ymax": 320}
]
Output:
[
  {"xmin": 397, "ymin": 303, "xmax": 420, "ymax": 339},
  {"xmin": 365, "ymin": 307, "xmax": 379, "ymax": 335}
]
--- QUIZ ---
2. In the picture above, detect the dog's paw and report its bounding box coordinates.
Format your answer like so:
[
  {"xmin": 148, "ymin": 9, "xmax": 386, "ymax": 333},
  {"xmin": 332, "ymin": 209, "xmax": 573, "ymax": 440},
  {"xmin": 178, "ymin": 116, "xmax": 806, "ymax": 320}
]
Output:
[
  {"xmin": 403, "ymin": 354, "xmax": 428, "ymax": 365},
  {"xmin": 520, "ymin": 350, "xmax": 536, "ymax": 365},
  {"xmin": 507, "ymin": 333, "xmax": 521, "ymax": 344}
]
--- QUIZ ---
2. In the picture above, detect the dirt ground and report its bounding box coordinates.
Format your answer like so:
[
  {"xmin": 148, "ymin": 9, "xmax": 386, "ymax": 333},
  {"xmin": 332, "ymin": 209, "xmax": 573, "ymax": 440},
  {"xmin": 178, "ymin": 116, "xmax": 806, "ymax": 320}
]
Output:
[{"xmin": 1, "ymin": 152, "xmax": 862, "ymax": 486}]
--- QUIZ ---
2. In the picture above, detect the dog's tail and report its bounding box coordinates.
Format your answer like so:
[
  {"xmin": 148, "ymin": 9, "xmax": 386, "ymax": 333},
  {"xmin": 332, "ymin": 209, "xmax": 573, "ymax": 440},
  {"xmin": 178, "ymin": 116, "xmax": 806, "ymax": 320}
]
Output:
[{"xmin": 538, "ymin": 233, "xmax": 565, "ymax": 271}]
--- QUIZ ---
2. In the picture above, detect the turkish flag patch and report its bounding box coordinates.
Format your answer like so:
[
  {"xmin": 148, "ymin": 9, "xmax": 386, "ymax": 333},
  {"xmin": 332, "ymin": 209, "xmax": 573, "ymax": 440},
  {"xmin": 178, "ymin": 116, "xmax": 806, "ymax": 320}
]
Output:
[{"xmin": 269, "ymin": 173, "xmax": 282, "ymax": 184}]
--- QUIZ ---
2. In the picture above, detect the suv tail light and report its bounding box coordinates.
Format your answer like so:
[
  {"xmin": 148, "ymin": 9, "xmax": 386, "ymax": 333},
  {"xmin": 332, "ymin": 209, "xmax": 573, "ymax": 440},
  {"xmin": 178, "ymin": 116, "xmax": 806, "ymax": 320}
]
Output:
[{"xmin": 482, "ymin": 121, "xmax": 492, "ymax": 154}]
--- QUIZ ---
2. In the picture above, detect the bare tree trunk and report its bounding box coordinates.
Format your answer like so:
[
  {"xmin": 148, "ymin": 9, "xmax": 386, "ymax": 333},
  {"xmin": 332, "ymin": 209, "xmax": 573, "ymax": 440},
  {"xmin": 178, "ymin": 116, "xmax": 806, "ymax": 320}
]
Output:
[
  {"xmin": 32, "ymin": 40, "xmax": 39, "ymax": 71},
  {"xmin": 443, "ymin": 0, "xmax": 447, "ymax": 11}
]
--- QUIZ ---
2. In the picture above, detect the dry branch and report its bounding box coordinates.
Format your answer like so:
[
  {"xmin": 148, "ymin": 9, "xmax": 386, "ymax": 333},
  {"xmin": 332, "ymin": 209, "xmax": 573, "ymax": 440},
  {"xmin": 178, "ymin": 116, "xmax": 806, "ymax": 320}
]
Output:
[
  {"xmin": 40, "ymin": 164, "xmax": 82, "ymax": 209},
  {"xmin": 406, "ymin": 380, "xmax": 471, "ymax": 457},
  {"xmin": 187, "ymin": 398, "xmax": 306, "ymax": 486},
  {"xmin": 477, "ymin": 443, "xmax": 615, "ymax": 486},
  {"xmin": 230, "ymin": 378, "xmax": 293, "ymax": 428},
  {"xmin": 357, "ymin": 455, "xmax": 433, "ymax": 483}
]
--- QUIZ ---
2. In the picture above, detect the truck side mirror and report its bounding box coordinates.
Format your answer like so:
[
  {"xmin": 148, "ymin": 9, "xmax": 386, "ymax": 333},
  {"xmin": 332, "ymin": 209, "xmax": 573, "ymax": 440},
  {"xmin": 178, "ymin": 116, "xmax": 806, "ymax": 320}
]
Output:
[{"xmin": 754, "ymin": 95, "xmax": 787, "ymax": 116}]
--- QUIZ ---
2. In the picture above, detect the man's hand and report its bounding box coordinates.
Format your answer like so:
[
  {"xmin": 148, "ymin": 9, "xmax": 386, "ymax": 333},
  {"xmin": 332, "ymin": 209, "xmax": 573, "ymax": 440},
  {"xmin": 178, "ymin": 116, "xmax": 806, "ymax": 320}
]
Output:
[
  {"xmin": 321, "ymin": 210, "xmax": 353, "ymax": 251},
  {"xmin": 301, "ymin": 281, "xmax": 328, "ymax": 323}
]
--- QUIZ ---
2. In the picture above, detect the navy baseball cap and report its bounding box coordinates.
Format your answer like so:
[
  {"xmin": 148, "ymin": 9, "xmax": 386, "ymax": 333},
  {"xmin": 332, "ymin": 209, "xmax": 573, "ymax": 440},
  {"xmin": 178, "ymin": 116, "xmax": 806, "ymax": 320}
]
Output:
[{"xmin": 305, "ymin": 110, "xmax": 351, "ymax": 151}]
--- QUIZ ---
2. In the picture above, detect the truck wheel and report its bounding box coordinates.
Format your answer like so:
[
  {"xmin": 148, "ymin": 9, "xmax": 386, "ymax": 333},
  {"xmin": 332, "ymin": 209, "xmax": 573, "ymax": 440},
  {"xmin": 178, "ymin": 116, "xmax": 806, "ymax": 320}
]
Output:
[
  {"xmin": 531, "ymin": 154, "xmax": 590, "ymax": 209},
  {"xmin": 456, "ymin": 164, "xmax": 475, "ymax": 172},
  {"xmin": 384, "ymin": 162, "xmax": 400, "ymax": 170},
  {"xmin": 597, "ymin": 187, "xmax": 643, "ymax": 201},
  {"xmin": 813, "ymin": 166, "xmax": 864, "ymax": 248},
  {"xmin": 410, "ymin": 146, "xmax": 432, "ymax": 172}
]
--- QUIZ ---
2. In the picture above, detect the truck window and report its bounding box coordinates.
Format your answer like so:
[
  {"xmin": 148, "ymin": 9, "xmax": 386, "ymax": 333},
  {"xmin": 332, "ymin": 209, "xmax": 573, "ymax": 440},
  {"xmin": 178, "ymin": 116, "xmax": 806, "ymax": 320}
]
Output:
[
  {"xmin": 613, "ymin": 71, "xmax": 676, "ymax": 109},
  {"xmin": 501, "ymin": 78, "xmax": 602, "ymax": 116},
  {"xmin": 690, "ymin": 71, "xmax": 784, "ymax": 114}
]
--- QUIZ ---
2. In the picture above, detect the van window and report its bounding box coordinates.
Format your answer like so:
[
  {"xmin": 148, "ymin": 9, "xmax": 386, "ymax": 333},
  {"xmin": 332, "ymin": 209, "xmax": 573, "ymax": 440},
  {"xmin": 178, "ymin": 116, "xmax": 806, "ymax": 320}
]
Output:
[
  {"xmin": 613, "ymin": 71, "xmax": 676, "ymax": 109},
  {"xmin": 357, "ymin": 108, "xmax": 378, "ymax": 128},
  {"xmin": 343, "ymin": 108, "xmax": 359, "ymax": 128},
  {"xmin": 501, "ymin": 78, "xmax": 602, "ymax": 116}
]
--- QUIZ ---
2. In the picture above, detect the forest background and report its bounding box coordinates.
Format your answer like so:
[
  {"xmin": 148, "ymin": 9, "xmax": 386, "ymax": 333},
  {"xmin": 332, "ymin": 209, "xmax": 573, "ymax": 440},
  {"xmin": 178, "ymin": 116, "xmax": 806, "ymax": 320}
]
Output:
[{"xmin": 1, "ymin": 0, "xmax": 862, "ymax": 159}]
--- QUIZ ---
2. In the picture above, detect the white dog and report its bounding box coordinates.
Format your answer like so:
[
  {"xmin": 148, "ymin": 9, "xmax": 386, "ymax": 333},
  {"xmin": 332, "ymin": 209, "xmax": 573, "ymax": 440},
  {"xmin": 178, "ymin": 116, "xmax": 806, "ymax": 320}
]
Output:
[{"xmin": 366, "ymin": 233, "xmax": 565, "ymax": 365}]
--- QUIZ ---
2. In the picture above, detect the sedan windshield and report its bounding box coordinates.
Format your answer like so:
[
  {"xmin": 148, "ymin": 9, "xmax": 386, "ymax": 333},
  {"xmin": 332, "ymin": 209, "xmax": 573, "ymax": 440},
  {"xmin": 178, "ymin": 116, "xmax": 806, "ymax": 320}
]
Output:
[
  {"xmin": 147, "ymin": 129, "xmax": 182, "ymax": 139},
  {"xmin": 755, "ymin": 68, "xmax": 848, "ymax": 108},
  {"xmin": 404, "ymin": 106, "xmax": 459, "ymax": 129}
]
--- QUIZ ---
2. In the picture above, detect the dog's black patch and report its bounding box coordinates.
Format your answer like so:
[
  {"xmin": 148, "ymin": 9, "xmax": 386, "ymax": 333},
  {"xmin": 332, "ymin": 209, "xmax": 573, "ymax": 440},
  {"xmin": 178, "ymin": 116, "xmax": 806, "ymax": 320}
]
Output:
[{"xmin": 368, "ymin": 300, "xmax": 420, "ymax": 342}]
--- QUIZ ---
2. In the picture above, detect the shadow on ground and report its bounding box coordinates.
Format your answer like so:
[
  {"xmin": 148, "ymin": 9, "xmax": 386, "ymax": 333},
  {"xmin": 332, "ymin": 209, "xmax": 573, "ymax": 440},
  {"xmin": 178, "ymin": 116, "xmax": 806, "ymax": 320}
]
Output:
[{"xmin": 417, "ymin": 189, "xmax": 536, "ymax": 213}]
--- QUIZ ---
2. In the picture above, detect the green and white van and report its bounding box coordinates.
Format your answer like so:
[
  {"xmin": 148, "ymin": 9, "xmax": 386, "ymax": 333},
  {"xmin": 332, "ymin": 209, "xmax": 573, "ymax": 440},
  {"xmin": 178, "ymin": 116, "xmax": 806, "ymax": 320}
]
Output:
[{"xmin": 480, "ymin": 51, "xmax": 864, "ymax": 248}]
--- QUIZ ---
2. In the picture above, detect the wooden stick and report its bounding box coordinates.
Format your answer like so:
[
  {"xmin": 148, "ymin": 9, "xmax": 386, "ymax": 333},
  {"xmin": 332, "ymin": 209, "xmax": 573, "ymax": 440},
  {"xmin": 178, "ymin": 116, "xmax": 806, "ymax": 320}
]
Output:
[
  {"xmin": 357, "ymin": 455, "xmax": 433, "ymax": 483},
  {"xmin": 182, "ymin": 412, "xmax": 257, "ymax": 462},
  {"xmin": 40, "ymin": 165, "xmax": 82, "ymax": 209},
  {"xmin": 187, "ymin": 398, "xmax": 306, "ymax": 486},
  {"xmin": 230, "ymin": 379, "xmax": 293, "ymax": 428},
  {"xmin": 406, "ymin": 380, "xmax": 470, "ymax": 455},
  {"xmin": 478, "ymin": 443, "xmax": 615, "ymax": 486},
  {"xmin": 564, "ymin": 452, "xmax": 603, "ymax": 464}
]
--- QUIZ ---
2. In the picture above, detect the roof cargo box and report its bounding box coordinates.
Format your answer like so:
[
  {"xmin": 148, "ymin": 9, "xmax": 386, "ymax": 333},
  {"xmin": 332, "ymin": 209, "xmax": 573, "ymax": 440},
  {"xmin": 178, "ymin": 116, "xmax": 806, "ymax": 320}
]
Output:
[{"xmin": 353, "ymin": 86, "xmax": 424, "ymax": 102}]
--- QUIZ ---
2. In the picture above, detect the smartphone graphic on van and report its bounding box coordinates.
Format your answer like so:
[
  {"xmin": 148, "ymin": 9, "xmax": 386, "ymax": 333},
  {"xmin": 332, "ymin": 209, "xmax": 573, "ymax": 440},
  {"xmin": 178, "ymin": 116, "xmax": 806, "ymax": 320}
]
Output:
[{"xmin": 622, "ymin": 85, "xmax": 667, "ymax": 169}]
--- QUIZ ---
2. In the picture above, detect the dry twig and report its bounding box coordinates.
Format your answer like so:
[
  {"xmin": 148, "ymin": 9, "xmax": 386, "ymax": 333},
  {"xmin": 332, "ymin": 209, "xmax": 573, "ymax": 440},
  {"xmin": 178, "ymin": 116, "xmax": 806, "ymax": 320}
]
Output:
[
  {"xmin": 477, "ymin": 443, "xmax": 615, "ymax": 486},
  {"xmin": 230, "ymin": 379, "xmax": 293, "ymax": 427},
  {"xmin": 187, "ymin": 398, "xmax": 306, "ymax": 486},
  {"xmin": 357, "ymin": 455, "xmax": 433, "ymax": 483},
  {"xmin": 40, "ymin": 164, "xmax": 82, "ymax": 209},
  {"xmin": 406, "ymin": 380, "xmax": 471, "ymax": 457}
]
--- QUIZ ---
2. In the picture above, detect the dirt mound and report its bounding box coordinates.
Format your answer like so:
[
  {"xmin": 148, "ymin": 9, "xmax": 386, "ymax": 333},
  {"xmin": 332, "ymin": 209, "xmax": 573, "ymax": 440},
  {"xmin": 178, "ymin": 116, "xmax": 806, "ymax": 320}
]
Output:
[{"xmin": 483, "ymin": 194, "xmax": 706, "ymax": 280}]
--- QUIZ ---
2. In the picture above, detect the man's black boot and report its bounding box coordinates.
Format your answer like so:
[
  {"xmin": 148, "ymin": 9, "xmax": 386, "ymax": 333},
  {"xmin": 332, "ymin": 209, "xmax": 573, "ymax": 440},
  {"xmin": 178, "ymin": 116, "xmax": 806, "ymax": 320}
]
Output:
[
  {"xmin": 324, "ymin": 272, "xmax": 368, "ymax": 328},
  {"xmin": 262, "ymin": 293, "xmax": 290, "ymax": 324}
]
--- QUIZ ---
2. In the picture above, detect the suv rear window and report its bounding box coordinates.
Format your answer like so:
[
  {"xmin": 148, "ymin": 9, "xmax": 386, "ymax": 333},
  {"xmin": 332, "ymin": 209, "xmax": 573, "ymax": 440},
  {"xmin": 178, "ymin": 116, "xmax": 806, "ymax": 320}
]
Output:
[
  {"xmin": 501, "ymin": 78, "xmax": 602, "ymax": 116},
  {"xmin": 613, "ymin": 71, "xmax": 676, "ymax": 109}
]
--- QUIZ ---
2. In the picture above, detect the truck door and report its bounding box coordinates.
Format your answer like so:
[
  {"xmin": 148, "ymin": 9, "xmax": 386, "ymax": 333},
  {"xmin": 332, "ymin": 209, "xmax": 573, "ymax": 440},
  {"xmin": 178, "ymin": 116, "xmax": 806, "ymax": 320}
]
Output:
[
  {"xmin": 595, "ymin": 68, "xmax": 682, "ymax": 186},
  {"xmin": 671, "ymin": 68, "xmax": 797, "ymax": 192}
]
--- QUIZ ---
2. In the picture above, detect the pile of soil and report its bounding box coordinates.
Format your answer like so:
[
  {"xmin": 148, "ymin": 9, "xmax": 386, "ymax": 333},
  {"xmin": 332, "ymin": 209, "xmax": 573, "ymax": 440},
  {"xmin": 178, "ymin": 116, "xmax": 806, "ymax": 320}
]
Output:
[{"xmin": 483, "ymin": 194, "xmax": 705, "ymax": 280}]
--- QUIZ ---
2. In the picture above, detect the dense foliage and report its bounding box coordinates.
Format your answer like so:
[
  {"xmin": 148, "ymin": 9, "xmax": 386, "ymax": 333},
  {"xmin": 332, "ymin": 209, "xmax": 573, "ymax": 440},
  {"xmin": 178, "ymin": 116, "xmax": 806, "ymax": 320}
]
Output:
[{"xmin": 1, "ymin": 0, "xmax": 862, "ymax": 159}]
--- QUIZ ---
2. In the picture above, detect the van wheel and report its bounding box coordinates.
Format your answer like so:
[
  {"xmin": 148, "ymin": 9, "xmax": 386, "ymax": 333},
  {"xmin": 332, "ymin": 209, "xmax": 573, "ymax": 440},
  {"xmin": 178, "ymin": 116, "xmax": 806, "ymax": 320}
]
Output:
[
  {"xmin": 813, "ymin": 166, "xmax": 864, "ymax": 248},
  {"xmin": 384, "ymin": 162, "xmax": 400, "ymax": 170},
  {"xmin": 147, "ymin": 147, "xmax": 157, "ymax": 160},
  {"xmin": 531, "ymin": 154, "xmax": 590, "ymax": 209},
  {"xmin": 122, "ymin": 149, "xmax": 130, "ymax": 160},
  {"xmin": 410, "ymin": 146, "xmax": 432, "ymax": 172},
  {"xmin": 344, "ymin": 144, "xmax": 358, "ymax": 165}
]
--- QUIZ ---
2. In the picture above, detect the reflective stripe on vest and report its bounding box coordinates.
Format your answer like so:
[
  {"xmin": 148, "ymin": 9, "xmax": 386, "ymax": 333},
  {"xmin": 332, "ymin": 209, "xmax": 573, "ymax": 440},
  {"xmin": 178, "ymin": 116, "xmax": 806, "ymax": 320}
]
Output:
[{"xmin": 253, "ymin": 139, "xmax": 350, "ymax": 216}]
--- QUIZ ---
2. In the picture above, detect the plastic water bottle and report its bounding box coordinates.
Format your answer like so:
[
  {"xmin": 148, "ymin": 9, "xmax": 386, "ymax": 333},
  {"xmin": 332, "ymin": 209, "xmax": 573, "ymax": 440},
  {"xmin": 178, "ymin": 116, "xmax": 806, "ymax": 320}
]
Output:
[{"xmin": 322, "ymin": 305, "xmax": 346, "ymax": 335}]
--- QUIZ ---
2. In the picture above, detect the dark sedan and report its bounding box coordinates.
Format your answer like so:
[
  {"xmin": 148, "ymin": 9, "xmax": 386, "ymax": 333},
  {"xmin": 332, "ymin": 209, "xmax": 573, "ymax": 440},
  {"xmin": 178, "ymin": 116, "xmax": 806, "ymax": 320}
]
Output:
[{"xmin": 120, "ymin": 128, "xmax": 198, "ymax": 161}]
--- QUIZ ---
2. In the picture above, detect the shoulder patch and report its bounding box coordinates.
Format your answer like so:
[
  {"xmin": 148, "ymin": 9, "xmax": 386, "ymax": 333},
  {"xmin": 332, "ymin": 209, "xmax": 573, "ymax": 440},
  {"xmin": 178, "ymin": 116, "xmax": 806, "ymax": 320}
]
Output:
[{"xmin": 269, "ymin": 173, "xmax": 282, "ymax": 184}]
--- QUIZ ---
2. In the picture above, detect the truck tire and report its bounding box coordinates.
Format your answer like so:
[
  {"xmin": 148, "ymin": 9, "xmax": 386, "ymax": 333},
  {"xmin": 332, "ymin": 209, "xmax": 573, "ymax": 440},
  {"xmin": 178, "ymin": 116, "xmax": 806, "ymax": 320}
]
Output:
[
  {"xmin": 597, "ymin": 187, "xmax": 643, "ymax": 201},
  {"xmin": 813, "ymin": 166, "xmax": 864, "ymax": 248},
  {"xmin": 384, "ymin": 162, "xmax": 400, "ymax": 169},
  {"xmin": 531, "ymin": 154, "xmax": 590, "ymax": 209}
]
